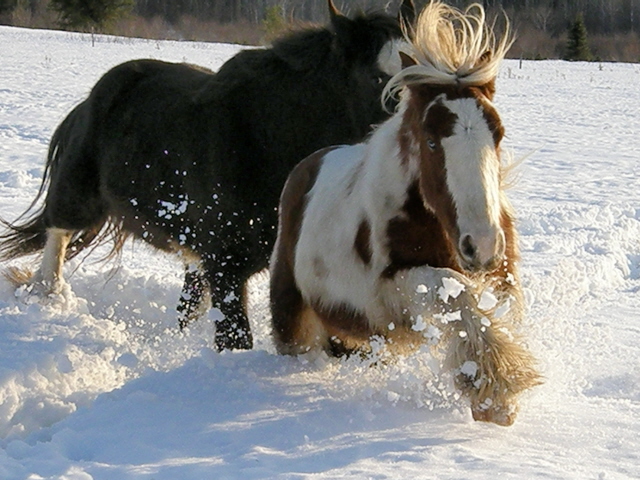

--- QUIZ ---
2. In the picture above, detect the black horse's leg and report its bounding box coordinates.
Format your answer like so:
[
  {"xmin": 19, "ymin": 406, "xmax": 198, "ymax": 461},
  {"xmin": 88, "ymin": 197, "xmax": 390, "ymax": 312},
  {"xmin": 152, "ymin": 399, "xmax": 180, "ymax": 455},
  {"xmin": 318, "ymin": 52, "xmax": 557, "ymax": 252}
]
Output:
[
  {"xmin": 176, "ymin": 265, "xmax": 211, "ymax": 329},
  {"xmin": 214, "ymin": 290, "xmax": 253, "ymax": 351},
  {"xmin": 203, "ymin": 259, "xmax": 253, "ymax": 351}
]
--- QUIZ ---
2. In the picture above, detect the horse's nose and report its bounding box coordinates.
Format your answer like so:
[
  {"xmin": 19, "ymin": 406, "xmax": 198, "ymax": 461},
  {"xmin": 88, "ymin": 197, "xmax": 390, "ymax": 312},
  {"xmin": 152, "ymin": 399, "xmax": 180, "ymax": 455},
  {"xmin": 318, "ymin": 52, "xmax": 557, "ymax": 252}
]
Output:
[{"xmin": 459, "ymin": 229, "xmax": 505, "ymax": 270}]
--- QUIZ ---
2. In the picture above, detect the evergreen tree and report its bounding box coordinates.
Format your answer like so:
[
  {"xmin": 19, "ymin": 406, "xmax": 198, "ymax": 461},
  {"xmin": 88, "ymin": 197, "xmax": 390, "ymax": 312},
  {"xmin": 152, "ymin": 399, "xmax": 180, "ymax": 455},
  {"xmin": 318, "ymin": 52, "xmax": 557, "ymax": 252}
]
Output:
[
  {"xmin": 565, "ymin": 13, "xmax": 593, "ymax": 61},
  {"xmin": 262, "ymin": 5, "xmax": 289, "ymax": 43},
  {"xmin": 50, "ymin": 0, "xmax": 133, "ymax": 31},
  {"xmin": 0, "ymin": 0, "xmax": 17, "ymax": 15}
]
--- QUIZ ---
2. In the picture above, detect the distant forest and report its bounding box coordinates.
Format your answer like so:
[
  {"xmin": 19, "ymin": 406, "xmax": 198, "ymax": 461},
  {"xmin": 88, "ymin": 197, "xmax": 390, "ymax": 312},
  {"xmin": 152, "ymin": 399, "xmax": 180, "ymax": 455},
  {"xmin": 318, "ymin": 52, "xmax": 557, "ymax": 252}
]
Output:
[
  {"xmin": 2, "ymin": 0, "xmax": 639, "ymax": 61},
  {"xmin": 134, "ymin": 0, "xmax": 638, "ymax": 35}
]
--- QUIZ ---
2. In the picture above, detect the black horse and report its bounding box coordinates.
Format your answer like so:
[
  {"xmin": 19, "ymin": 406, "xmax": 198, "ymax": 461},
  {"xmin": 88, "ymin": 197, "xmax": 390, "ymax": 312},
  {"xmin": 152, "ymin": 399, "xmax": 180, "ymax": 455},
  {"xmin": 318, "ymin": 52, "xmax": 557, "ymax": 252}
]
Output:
[{"xmin": 0, "ymin": 0, "xmax": 415, "ymax": 351}]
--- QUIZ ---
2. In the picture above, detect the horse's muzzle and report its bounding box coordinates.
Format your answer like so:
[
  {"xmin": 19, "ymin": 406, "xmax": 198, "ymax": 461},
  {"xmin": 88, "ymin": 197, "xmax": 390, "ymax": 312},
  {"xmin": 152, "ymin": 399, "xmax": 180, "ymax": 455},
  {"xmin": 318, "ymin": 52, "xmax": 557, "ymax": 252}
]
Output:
[{"xmin": 458, "ymin": 229, "xmax": 506, "ymax": 272}]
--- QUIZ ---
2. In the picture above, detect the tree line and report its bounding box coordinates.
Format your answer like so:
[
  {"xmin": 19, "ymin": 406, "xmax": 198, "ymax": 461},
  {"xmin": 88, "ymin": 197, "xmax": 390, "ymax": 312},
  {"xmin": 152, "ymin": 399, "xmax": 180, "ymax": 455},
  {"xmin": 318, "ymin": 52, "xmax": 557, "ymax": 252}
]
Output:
[
  {"xmin": 132, "ymin": 0, "xmax": 636, "ymax": 35},
  {"xmin": 1, "ymin": 0, "xmax": 638, "ymax": 61},
  {"xmin": 4, "ymin": 1, "xmax": 634, "ymax": 34}
]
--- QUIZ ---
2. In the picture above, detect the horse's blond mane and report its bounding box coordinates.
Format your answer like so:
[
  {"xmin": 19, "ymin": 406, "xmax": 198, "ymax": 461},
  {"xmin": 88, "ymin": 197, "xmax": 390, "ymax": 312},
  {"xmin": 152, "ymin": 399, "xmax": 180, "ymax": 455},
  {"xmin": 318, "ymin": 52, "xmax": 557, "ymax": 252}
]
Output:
[{"xmin": 384, "ymin": 1, "xmax": 513, "ymax": 101}]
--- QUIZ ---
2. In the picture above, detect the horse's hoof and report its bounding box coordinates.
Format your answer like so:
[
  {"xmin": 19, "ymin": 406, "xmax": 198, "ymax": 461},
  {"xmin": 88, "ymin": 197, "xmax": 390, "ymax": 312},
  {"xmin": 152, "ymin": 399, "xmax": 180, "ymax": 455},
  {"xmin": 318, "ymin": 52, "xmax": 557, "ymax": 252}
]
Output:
[
  {"xmin": 214, "ymin": 326, "xmax": 254, "ymax": 351},
  {"xmin": 471, "ymin": 405, "xmax": 517, "ymax": 426}
]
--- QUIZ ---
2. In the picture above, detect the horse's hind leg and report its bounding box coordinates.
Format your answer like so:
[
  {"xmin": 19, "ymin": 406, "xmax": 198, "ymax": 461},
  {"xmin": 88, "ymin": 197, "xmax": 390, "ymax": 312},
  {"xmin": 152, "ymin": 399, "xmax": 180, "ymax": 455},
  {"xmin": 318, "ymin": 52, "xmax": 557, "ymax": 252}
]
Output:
[
  {"xmin": 212, "ymin": 283, "xmax": 253, "ymax": 351},
  {"xmin": 213, "ymin": 288, "xmax": 252, "ymax": 351},
  {"xmin": 30, "ymin": 228, "xmax": 73, "ymax": 295},
  {"xmin": 177, "ymin": 264, "xmax": 211, "ymax": 329},
  {"xmin": 397, "ymin": 267, "xmax": 541, "ymax": 426},
  {"xmin": 201, "ymin": 258, "xmax": 253, "ymax": 351}
]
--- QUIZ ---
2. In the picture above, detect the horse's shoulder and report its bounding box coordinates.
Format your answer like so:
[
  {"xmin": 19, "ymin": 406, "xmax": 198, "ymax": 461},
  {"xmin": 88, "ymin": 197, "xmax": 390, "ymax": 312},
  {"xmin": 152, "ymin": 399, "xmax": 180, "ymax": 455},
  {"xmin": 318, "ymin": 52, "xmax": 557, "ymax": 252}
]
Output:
[
  {"xmin": 217, "ymin": 30, "xmax": 332, "ymax": 78},
  {"xmin": 274, "ymin": 148, "xmax": 327, "ymax": 255},
  {"xmin": 282, "ymin": 147, "xmax": 334, "ymax": 202}
]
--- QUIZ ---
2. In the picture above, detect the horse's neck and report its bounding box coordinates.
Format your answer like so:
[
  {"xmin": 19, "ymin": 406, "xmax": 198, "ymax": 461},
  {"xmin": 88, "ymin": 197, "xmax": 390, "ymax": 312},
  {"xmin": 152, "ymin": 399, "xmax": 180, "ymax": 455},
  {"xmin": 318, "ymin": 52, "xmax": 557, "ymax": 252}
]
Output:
[{"xmin": 359, "ymin": 112, "xmax": 418, "ymax": 227}]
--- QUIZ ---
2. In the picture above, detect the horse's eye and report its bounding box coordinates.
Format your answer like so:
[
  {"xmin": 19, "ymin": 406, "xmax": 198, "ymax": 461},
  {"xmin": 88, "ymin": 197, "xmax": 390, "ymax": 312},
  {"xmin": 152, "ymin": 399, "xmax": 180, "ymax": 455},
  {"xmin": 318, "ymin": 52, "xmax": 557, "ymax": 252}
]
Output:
[
  {"xmin": 427, "ymin": 139, "xmax": 437, "ymax": 150},
  {"xmin": 373, "ymin": 74, "xmax": 389, "ymax": 86}
]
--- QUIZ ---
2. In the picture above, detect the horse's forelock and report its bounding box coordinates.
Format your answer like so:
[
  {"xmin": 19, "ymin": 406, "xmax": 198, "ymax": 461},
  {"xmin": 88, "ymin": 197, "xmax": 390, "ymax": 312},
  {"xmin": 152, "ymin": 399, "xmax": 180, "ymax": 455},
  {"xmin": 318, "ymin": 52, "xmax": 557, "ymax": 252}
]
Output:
[{"xmin": 383, "ymin": 1, "xmax": 512, "ymax": 105}]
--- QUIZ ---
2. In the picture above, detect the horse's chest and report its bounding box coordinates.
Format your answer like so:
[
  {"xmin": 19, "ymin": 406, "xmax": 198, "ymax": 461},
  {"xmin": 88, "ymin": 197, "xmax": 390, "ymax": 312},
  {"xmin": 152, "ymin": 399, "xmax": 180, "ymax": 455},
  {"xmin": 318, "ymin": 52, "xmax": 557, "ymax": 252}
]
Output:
[{"xmin": 382, "ymin": 209, "xmax": 458, "ymax": 278}]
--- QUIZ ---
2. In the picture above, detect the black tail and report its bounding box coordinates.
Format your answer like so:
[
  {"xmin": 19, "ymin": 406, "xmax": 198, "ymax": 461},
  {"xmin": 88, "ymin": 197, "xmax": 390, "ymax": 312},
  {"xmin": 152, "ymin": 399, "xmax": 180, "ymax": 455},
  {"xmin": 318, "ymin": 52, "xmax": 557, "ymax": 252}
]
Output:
[
  {"xmin": 0, "ymin": 103, "xmax": 107, "ymax": 262},
  {"xmin": 0, "ymin": 212, "xmax": 47, "ymax": 262},
  {"xmin": 1, "ymin": 60, "xmax": 171, "ymax": 265}
]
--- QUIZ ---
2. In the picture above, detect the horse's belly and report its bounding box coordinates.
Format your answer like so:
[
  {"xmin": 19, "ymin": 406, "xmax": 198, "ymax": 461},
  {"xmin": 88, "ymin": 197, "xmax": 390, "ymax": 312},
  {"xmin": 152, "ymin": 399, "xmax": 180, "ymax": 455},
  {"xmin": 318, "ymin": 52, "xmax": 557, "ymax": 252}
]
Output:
[{"xmin": 296, "ymin": 255, "xmax": 376, "ymax": 310}]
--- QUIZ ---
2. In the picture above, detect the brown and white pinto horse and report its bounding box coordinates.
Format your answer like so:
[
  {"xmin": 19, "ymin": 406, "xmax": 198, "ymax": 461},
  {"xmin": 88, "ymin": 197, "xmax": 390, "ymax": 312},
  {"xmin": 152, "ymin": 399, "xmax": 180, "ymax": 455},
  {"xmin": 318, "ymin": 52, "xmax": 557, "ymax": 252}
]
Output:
[{"xmin": 270, "ymin": 2, "xmax": 541, "ymax": 426}]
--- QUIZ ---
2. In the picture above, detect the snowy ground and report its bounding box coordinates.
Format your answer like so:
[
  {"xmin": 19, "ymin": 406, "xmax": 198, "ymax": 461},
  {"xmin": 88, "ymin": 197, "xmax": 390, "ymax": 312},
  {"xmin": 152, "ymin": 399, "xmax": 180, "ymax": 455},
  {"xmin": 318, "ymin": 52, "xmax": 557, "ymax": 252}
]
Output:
[{"xmin": 0, "ymin": 26, "xmax": 639, "ymax": 479}]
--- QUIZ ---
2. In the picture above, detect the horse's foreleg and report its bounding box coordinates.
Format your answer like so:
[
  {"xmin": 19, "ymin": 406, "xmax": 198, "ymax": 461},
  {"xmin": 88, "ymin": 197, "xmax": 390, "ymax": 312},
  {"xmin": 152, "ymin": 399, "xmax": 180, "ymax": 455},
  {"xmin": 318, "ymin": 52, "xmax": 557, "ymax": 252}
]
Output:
[
  {"xmin": 202, "ymin": 261, "xmax": 253, "ymax": 351},
  {"xmin": 269, "ymin": 261, "xmax": 329, "ymax": 356},
  {"xmin": 397, "ymin": 267, "xmax": 541, "ymax": 426},
  {"xmin": 177, "ymin": 264, "xmax": 211, "ymax": 329},
  {"xmin": 269, "ymin": 234, "xmax": 332, "ymax": 356},
  {"xmin": 31, "ymin": 227, "xmax": 73, "ymax": 295},
  {"xmin": 213, "ymin": 288, "xmax": 253, "ymax": 351}
]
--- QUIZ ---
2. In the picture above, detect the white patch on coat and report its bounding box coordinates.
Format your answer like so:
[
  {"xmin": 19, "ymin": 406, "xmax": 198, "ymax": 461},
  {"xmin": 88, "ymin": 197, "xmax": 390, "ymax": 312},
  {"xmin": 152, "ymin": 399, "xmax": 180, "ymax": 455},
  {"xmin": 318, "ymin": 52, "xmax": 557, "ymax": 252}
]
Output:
[{"xmin": 293, "ymin": 114, "xmax": 415, "ymax": 330}]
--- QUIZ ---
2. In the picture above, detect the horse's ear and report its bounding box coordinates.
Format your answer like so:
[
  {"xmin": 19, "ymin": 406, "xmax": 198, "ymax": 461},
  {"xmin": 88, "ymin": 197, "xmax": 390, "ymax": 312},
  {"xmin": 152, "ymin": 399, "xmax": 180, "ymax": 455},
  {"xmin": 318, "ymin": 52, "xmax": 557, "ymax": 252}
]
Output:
[
  {"xmin": 479, "ymin": 49, "xmax": 493, "ymax": 64},
  {"xmin": 328, "ymin": 0, "xmax": 355, "ymax": 52},
  {"xmin": 398, "ymin": 0, "xmax": 416, "ymax": 32},
  {"xmin": 400, "ymin": 51, "xmax": 418, "ymax": 69},
  {"xmin": 328, "ymin": 0, "xmax": 343, "ymax": 24}
]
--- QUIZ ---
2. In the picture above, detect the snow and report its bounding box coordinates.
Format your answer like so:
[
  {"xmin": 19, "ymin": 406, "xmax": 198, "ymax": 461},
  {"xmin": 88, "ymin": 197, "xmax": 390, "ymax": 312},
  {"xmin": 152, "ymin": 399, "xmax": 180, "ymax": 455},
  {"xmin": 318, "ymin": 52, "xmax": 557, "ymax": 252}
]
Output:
[
  {"xmin": 1, "ymin": 25, "xmax": 639, "ymax": 479},
  {"xmin": 437, "ymin": 277, "xmax": 466, "ymax": 302},
  {"xmin": 476, "ymin": 289, "xmax": 498, "ymax": 311}
]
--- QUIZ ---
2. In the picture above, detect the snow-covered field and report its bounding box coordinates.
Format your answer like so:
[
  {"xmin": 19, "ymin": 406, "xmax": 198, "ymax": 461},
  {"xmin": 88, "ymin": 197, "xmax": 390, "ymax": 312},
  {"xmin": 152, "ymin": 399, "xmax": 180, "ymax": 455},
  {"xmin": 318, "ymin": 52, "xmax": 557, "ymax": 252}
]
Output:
[{"xmin": 1, "ymin": 25, "xmax": 639, "ymax": 479}]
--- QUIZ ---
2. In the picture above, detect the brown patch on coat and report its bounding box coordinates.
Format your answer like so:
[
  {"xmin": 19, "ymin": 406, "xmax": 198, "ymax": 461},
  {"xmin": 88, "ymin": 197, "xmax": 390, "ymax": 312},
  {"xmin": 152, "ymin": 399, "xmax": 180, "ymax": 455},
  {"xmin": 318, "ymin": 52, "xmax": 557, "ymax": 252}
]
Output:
[
  {"xmin": 311, "ymin": 299, "xmax": 372, "ymax": 344},
  {"xmin": 388, "ymin": 86, "xmax": 464, "ymax": 279},
  {"xmin": 269, "ymin": 147, "xmax": 334, "ymax": 353},
  {"xmin": 354, "ymin": 219, "xmax": 372, "ymax": 265},
  {"xmin": 275, "ymin": 147, "xmax": 336, "ymax": 266},
  {"xmin": 382, "ymin": 182, "xmax": 459, "ymax": 278},
  {"xmin": 476, "ymin": 94, "xmax": 505, "ymax": 146},
  {"xmin": 417, "ymin": 99, "xmax": 460, "ymax": 246}
]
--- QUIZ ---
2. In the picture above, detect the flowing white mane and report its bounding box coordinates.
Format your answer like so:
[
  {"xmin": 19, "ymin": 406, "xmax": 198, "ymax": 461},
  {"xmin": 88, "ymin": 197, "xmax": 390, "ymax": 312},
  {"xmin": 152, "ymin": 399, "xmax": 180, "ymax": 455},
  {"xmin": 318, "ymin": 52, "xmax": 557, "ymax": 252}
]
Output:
[{"xmin": 384, "ymin": 1, "xmax": 513, "ymax": 100}]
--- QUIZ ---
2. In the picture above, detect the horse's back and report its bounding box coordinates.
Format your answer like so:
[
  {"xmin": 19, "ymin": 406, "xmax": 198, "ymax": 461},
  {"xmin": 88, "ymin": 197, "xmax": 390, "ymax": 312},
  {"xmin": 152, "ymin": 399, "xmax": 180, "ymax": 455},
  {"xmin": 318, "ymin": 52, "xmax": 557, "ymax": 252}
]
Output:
[
  {"xmin": 83, "ymin": 59, "xmax": 218, "ymax": 143},
  {"xmin": 90, "ymin": 59, "xmax": 215, "ymax": 104},
  {"xmin": 60, "ymin": 59, "xmax": 220, "ymax": 170},
  {"xmin": 85, "ymin": 59, "xmax": 223, "ymax": 172}
]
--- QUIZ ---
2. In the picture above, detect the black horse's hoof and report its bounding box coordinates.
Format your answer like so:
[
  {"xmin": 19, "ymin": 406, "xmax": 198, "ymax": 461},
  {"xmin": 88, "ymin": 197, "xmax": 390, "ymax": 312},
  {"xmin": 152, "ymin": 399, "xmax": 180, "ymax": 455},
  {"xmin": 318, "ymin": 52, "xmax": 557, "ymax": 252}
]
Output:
[{"xmin": 214, "ymin": 318, "xmax": 254, "ymax": 351}]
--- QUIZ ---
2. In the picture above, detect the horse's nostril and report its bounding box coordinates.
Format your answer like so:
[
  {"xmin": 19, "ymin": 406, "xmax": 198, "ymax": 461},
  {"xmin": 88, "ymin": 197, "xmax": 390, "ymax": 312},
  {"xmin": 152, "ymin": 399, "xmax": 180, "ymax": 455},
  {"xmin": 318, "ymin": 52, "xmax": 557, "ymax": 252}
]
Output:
[{"xmin": 460, "ymin": 234, "xmax": 477, "ymax": 261}]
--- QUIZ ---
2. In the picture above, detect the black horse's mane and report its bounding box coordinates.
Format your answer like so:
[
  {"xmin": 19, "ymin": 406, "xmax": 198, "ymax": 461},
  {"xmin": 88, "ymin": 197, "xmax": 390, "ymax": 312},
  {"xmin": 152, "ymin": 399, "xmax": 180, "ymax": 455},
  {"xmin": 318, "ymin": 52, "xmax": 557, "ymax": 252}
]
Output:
[{"xmin": 270, "ymin": 11, "xmax": 403, "ymax": 71}]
